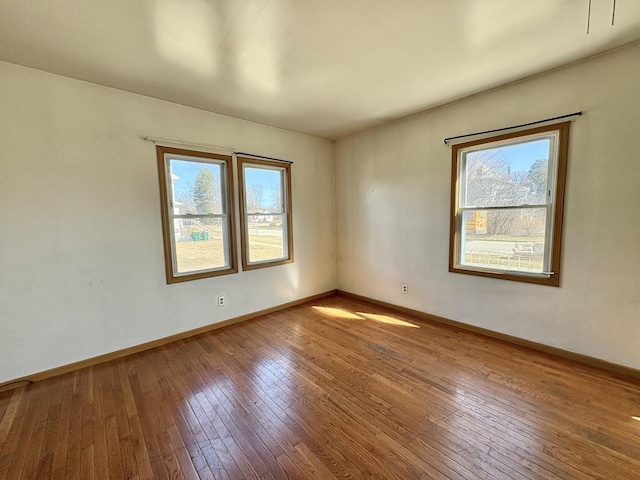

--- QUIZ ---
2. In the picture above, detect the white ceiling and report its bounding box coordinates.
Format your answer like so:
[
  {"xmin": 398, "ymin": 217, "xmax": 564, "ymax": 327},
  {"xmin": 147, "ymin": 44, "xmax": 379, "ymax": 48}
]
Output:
[{"xmin": 1, "ymin": 0, "xmax": 640, "ymax": 139}]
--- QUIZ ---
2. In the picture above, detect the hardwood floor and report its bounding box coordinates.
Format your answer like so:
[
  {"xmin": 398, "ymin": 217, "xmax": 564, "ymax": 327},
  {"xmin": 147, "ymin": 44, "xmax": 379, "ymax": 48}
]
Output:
[{"xmin": 1, "ymin": 294, "xmax": 640, "ymax": 479}]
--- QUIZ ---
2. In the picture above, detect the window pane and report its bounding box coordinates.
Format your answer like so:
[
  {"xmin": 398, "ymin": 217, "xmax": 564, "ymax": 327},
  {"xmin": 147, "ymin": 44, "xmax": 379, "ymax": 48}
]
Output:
[
  {"xmin": 170, "ymin": 159, "xmax": 223, "ymax": 214},
  {"xmin": 247, "ymin": 214, "xmax": 285, "ymax": 263},
  {"xmin": 460, "ymin": 208, "xmax": 547, "ymax": 274},
  {"xmin": 173, "ymin": 217, "xmax": 229, "ymax": 273},
  {"xmin": 464, "ymin": 138, "xmax": 551, "ymax": 207},
  {"xmin": 243, "ymin": 167, "xmax": 284, "ymax": 213}
]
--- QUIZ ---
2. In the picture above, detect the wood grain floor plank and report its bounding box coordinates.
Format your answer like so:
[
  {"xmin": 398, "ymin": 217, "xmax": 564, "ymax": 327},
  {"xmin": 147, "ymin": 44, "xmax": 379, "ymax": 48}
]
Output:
[
  {"xmin": 93, "ymin": 381, "xmax": 111, "ymax": 479},
  {"xmin": 0, "ymin": 389, "xmax": 23, "ymax": 447},
  {"xmin": 4, "ymin": 386, "xmax": 43, "ymax": 479}
]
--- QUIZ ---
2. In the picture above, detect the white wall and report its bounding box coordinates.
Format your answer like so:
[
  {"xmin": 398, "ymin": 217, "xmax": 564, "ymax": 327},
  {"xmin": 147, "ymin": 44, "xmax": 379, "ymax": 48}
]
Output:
[
  {"xmin": 336, "ymin": 43, "xmax": 640, "ymax": 369},
  {"xmin": 0, "ymin": 62, "xmax": 336, "ymax": 384}
]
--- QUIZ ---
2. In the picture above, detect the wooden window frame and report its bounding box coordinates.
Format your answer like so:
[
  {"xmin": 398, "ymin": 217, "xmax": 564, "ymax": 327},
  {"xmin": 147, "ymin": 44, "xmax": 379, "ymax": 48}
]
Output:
[
  {"xmin": 449, "ymin": 122, "xmax": 570, "ymax": 287},
  {"xmin": 156, "ymin": 146, "xmax": 237, "ymax": 283},
  {"xmin": 237, "ymin": 157, "xmax": 294, "ymax": 271}
]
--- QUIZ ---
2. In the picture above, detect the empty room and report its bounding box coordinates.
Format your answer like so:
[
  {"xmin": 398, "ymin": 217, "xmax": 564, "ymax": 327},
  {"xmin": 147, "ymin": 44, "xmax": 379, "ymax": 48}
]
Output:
[{"xmin": 1, "ymin": 1, "xmax": 640, "ymax": 478}]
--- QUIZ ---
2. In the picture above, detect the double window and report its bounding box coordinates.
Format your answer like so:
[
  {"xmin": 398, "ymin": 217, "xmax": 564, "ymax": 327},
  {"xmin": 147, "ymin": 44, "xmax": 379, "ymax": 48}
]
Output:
[
  {"xmin": 156, "ymin": 146, "xmax": 293, "ymax": 283},
  {"xmin": 449, "ymin": 122, "xmax": 570, "ymax": 286}
]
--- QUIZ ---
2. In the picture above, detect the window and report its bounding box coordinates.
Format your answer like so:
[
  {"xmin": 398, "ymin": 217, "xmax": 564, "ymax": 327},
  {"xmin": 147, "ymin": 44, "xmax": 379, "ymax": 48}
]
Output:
[
  {"xmin": 156, "ymin": 146, "xmax": 237, "ymax": 283},
  {"xmin": 449, "ymin": 122, "xmax": 570, "ymax": 286},
  {"xmin": 237, "ymin": 157, "xmax": 293, "ymax": 270}
]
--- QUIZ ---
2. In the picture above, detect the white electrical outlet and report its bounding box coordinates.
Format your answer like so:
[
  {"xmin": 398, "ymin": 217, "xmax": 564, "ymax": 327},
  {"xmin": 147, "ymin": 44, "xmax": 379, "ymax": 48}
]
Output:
[
  {"xmin": 402, "ymin": 284, "xmax": 408, "ymax": 294},
  {"xmin": 217, "ymin": 295, "xmax": 226, "ymax": 307}
]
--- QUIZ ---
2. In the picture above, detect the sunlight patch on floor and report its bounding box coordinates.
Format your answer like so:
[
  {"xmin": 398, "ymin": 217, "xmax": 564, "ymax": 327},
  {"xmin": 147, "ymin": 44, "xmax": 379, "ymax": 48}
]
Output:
[
  {"xmin": 312, "ymin": 306, "xmax": 419, "ymax": 328},
  {"xmin": 357, "ymin": 312, "xmax": 419, "ymax": 328},
  {"xmin": 312, "ymin": 306, "xmax": 364, "ymax": 320}
]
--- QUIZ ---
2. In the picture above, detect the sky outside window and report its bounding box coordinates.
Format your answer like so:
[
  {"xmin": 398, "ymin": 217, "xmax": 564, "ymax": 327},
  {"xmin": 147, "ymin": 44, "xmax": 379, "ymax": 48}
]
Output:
[
  {"xmin": 468, "ymin": 138, "xmax": 550, "ymax": 173},
  {"xmin": 170, "ymin": 160, "xmax": 280, "ymax": 194}
]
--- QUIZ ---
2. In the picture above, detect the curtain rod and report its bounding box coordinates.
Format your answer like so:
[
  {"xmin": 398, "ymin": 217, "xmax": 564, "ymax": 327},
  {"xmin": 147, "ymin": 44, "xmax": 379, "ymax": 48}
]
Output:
[
  {"xmin": 237, "ymin": 152, "xmax": 293, "ymax": 165},
  {"xmin": 143, "ymin": 137, "xmax": 293, "ymax": 165},
  {"xmin": 443, "ymin": 111, "xmax": 582, "ymax": 145}
]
